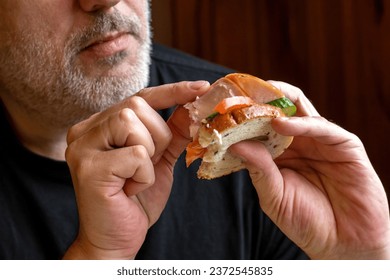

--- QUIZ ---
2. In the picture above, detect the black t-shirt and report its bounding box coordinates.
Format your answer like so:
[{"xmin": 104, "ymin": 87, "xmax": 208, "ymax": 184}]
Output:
[{"xmin": 0, "ymin": 43, "xmax": 308, "ymax": 260}]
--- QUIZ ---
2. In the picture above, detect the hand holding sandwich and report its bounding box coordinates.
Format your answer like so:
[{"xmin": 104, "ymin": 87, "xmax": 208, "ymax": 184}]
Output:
[{"xmin": 230, "ymin": 81, "xmax": 390, "ymax": 259}]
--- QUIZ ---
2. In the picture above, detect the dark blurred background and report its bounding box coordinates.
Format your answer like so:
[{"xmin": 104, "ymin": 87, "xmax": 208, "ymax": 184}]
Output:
[{"xmin": 151, "ymin": 0, "xmax": 390, "ymax": 198}]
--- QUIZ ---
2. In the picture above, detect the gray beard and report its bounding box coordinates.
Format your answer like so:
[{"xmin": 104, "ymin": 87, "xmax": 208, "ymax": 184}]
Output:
[{"xmin": 0, "ymin": 9, "xmax": 151, "ymax": 128}]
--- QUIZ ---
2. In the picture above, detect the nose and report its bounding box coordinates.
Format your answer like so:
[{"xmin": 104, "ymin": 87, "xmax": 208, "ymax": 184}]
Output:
[{"xmin": 79, "ymin": 0, "xmax": 121, "ymax": 12}]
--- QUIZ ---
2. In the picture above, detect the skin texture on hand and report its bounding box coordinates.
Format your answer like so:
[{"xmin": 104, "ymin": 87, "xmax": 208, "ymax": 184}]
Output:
[
  {"xmin": 63, "ymin": 80, "xmax": 210, "ymax": 259},
  {"xmin": 230, "ymin": 81, "xmax": 390, "ymax": 259}
]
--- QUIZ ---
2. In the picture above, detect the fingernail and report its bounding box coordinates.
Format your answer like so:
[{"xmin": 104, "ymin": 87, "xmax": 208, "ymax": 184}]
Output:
[{"xmin": 189, "ymin": 80, "xmax": 209, "ymax": 90}]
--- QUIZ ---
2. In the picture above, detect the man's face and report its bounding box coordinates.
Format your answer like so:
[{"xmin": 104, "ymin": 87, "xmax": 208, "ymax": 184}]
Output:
[{"xmin": 0, "ymin": 0, "xmax": 151, "ymax": 126}]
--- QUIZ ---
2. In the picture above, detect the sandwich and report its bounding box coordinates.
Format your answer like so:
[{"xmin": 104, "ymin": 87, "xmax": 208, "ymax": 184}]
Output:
[{"xmin": 184, "ymin": 73, "xmax": 296, "ymax": 179}]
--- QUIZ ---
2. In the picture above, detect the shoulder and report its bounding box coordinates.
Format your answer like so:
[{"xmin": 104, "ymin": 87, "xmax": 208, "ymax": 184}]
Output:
[{"xmin": 149, "ymin": 43, "xmax": 234, "ymax": 86}]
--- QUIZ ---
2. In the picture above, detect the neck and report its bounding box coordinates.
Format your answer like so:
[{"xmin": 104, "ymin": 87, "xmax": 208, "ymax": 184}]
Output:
[{"xmin": 2, "ymin": 97, "xmax": 69, "ymax": 161}]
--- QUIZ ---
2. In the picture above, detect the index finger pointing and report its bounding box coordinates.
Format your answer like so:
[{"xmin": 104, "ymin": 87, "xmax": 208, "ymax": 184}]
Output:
[{"xmin": 136, "ymin": 80, "xmax": 210, "ymax": 110}]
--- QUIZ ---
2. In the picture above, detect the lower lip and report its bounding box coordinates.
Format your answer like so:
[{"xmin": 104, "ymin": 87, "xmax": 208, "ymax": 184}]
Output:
[{"xmin": 82, "ymin": 33, "xmax": 133, "ymax": 59}]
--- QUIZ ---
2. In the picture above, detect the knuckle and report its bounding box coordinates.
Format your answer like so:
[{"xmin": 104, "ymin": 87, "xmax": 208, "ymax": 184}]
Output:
[
  {"xmin": 111, "ymin": 108, "xmax": 139, "ymax": 134},
  {"xmin": 171, "ymin": 82, "xmax": 181, "ymax": 94},
  {"xmin": 145, "ymin": 175, "xmax": 155, "ymax": 186},
  {"xmin": 66, "ymin": 112, "xmax": 101, "ymax": 144},
  {"xmin": 65, "ymin": 142, "xmax": 84, "ymax": 175},
  {"xmin": 131, "ymin": 145, "xmax": 150, "ymax": 160},
  {"xmin": 64, "ymin": 144, "xmax": 74, "ymax": 164},
  {"xmin": 124, "ymin": 95, "xmax": 147, "ymax": 111},
  {"xmin": 347, "ymin": 131, "xmax": 362, "ymax": 145},
  {"xmin": 66, "ymin": 125, "xmax": 80, "ymax": 145},
  {"xmin": 135, "ymin": 87, "xmax": 151, "ymax": 97},
  {"xmin": 117, "ymin": 107, "xmax": 136, "ymax": 124}
]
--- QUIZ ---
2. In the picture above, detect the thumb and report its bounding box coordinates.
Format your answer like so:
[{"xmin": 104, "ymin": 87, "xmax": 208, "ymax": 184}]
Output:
[
  {"xmin": 230, "ymin": 141, "xmax": 284, "ymax": 214},
  {"xmin": 163, "ymin": 105, "xmax": 192, "ymax": 165}
]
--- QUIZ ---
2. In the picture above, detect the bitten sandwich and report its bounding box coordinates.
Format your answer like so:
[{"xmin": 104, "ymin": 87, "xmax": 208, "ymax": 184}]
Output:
[{"xmin": 184, "ymin": 73, "xmax": 296, "ymax": 179}]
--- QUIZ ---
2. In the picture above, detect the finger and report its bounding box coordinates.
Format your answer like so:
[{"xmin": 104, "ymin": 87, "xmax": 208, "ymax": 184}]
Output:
[
  {"xmin": 163, "ymin": 106, "xmax": 193, "ymax": 165},
  {"xmin": 67, "ymin": 113, "xmax": 100, "ymax": 144},
  {"xmin": 119, "ymin": 97, "xmax": 172, "ymax": 162},
  {"xmin": 229, "ymin": 141, "xmax": 284, "ymax": 213},
  {"xmin": 109, "ymin": 146, "xmax": 155, "ymax": 197},
  {"xmin": 67, "ymin": 79, "xmax": 207, "ymax": 147},
  {"xmin": 268, "ymin": 80, "xmax": 320, "ymax": 117},
  {"xmin": 68, "ymin": 97, "xmax": 167, "ymax": 140},
  {"xmin": 131, "ymin": 106, "xmax": 192, "ymax": 226},
  {"xmin": 272, "ymin": 116, "xmax": 360, "ymax": 147},
  {"xmin": 70, "ymin": 145, "xmax": 155, "ymax": 199},
  {"xmin": 68, "ymin": 99, "xmax": 172, "ymax": 162},
  {"xmin": 137, "ymin": 80, "xmax": 210, "ymax": 109},
  {"xmin": 69, "ymin": 108, "xmax": 157, "ymax": 159}
]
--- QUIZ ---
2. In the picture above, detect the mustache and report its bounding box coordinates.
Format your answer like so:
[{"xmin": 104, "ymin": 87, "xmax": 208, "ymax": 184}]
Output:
[{"xmin": 67, "ymin": 10, "xmax": 143, "ymax": 53}]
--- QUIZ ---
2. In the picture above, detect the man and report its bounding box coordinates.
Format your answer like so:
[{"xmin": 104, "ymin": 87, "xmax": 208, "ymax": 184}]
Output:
[{"xmin": 1, "ymin": 0, "xmax": 389, "ymax": 259}]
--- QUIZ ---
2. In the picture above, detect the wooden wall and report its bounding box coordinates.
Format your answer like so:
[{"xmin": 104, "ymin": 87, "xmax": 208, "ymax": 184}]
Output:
[{"xmin": 151, "ymin": 0, "xmax": 390, "ymax": 195}]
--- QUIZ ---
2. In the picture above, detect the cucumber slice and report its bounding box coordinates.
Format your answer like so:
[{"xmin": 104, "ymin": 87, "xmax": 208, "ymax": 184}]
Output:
[{"xmin": 267, "ymin": 97, "xmax": 297, "ymax": 116}]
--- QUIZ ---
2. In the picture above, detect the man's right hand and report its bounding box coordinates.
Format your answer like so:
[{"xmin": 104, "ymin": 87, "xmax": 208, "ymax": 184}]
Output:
[{"xmin": 63, "ymin": 81, "xmax": 210, "ymax": 259}]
